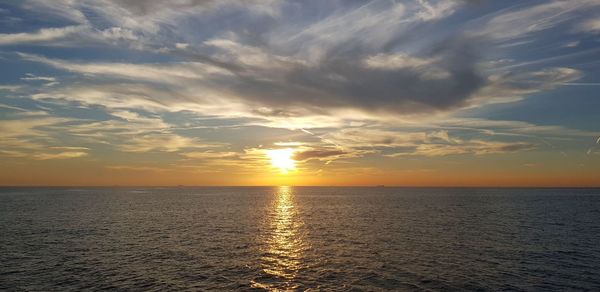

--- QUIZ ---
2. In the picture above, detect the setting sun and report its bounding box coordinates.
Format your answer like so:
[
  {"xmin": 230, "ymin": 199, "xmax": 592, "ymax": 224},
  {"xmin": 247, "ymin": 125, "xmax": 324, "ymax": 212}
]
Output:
[{"xmin": 266, "ymin": 149, "xmax": 296, "ymax": 174}]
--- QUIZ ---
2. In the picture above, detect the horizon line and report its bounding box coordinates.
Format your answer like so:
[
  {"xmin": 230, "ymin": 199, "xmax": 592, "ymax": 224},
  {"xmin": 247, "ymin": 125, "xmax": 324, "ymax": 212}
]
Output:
[{"xmin": 1, "ymin": 185, "xmax": 600, "ymax": 189}]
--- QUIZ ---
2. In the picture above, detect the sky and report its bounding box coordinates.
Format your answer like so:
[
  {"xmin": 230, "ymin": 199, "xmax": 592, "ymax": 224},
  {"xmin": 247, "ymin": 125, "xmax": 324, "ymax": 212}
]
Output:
[{"xmin": 0, "ymin": 0, "xmax": 599, "ymax": 186}]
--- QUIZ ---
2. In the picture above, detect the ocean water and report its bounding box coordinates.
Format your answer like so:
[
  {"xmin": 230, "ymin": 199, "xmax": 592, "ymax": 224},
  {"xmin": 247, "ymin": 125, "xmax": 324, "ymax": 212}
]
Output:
[{"xmin": 1, "ymin": 187, "xmax": 600, "ymax": 291}]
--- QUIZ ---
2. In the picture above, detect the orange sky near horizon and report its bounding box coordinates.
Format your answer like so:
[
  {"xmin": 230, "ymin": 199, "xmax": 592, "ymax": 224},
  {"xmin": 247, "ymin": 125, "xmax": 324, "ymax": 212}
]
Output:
[{"xmin": 1, "ymin": 152, "xmax": 599, "ymax": 187}]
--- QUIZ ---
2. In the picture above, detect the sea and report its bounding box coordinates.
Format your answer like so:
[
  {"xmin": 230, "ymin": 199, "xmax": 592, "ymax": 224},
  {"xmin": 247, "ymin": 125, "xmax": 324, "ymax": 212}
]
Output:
[{"xmin": 1, "ymin": 187, "xmax": 599, "ymax": 291}]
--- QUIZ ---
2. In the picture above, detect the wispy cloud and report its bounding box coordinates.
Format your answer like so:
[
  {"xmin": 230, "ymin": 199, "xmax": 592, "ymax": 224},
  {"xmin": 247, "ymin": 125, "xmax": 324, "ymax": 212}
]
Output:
[
  {"xmin": 389, "ymin": 140, "xmax": 535, "ymax": 157},
  {"xmin": 105, "ymin": 165, "xmax": 171, "ymax": 172},
  {"xmin": 473, "ymin": 0, "xmax": 600, "ymax": 41},
  {"xmin": 0, "ymin": 85, "xmax": 21, "ymax": 92},
  {"xmin": 576, "ymin": 18, "xmax": 600, "ymax": 34},
  {"xmin": 21, "ymin": 74, "xmax": 56, "ymax": 82},
  {"xmin": 118, "ymin": 134, "xmax": 210, "ymax": 153},
  {"xmin": 0, "ymin": 26, "xmax": 83, "ymax": 45},
  {"xmin": 33, "ymin": 151, "xmax": 88, "ymax": 160}
]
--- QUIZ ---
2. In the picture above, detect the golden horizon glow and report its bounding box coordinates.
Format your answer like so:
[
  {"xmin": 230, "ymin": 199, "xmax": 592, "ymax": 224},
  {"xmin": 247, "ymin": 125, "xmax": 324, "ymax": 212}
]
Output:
[{"xmin": 266, "ymin": 148, "xmax": 297, "ymax": 174}]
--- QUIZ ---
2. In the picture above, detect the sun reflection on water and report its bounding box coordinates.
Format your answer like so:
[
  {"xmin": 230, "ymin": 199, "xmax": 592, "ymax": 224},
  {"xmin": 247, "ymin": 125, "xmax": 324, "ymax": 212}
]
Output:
[{"xmin": 251, "ymin": 186, "xmax": 307, "ymax": 290}]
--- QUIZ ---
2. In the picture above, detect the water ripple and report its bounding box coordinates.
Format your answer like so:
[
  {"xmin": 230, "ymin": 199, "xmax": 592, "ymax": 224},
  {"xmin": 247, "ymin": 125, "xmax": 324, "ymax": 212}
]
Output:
[{"xmin": 1, "ymin": 187, "xmax": 600, "ymax": 291}]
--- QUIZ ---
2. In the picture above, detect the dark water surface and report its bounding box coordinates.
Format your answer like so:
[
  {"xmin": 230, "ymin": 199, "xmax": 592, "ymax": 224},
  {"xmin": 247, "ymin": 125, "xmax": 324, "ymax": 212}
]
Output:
[{"xmin": 1, "ymin": 187, "xmax": 600, "ymax": 291}]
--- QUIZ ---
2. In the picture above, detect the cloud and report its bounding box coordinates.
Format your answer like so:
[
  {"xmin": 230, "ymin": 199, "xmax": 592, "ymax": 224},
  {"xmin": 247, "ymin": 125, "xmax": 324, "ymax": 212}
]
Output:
[
  {"xmin": 364, "ymin": 53, "xmax": 435, "ymax": 70},
  {"xmin": 50, "ymin": 146, "xmax": 89, "ymax": 151},
  {"xmin": 0, "ymin": 106, "xmax": 227, "ymax": 163},
  {"xmin": 323, "ymin": 127, "xmax": 537, "ymax": 157},
  {"xmin": 0, "ymin": 117, "xmax": 71, "ymax": 140},
  {"xmin": 104, "ymin": 0, "xmax": 281, "ymax": 17},
  {"xmin": 19, "ymin": 37, "xmax": 487, "ymax": 117},
  {"xmin": 18, "ymin": 52, "xmax": 230, "ymax": 83},
  {"xmin": 19, "ymin": 38, "xmax": 582, "ymax": 128},
  {"xmin": 176, "ymin": 147, "xmax": 276, "ymax": 173},
  {"xmin": 0, "ymin": 103, "xmax": 27, "ymax": 111},
  {"xmin": 181, "ymin": 151, "xmax": 238, "ymax": 159},
  {"xmin": 324, "ymin": 128, "xmax": 425, "ymax": 148},
  {"xmin": 98, "ymin": 27, "xmax": 140, "ymax": 42},
  {"xmin": 20, "ymin": 0, "xmax": 281, "ymax": 40},
  {"xmin": 0, "ymin": 25, "xmax": 151, "ymax": 49},
  {"xmin": 0, "ymin": 85, "xmax": 21, "ymax": 92},
  {"xmin": 22, "ymin": 0, "xmax": 88, "ymax": 24},
  {"xmin": 4, "ymin": 1, "xmax": 498, "ymax": 120},
  {"xmin": 105, "ymin": 165, "xmax": 170, "ymax": 172},
  {"xmin": 21, "ymin": 74, "xmax": 56, "ymax": 82},
  {"xmin": 0, "ymin": 26, "xmax": 83, "ymax": 45},
  {"xmin": 473, "ymin": 0, "xmax": 600, "ymax": 41},
  {"xmin": 293, "ymin": 149, "xmax": 348, "ymax": 161},
  {"xmin": 33, "ymin": 151, "xmax": 88, "ymax": 160},
  {"xmin": 3, "ymin": 0, "xmax": 597, "ymax": 172},
  {"xmin": 0, "ymin": 149, "xmax": 30, "ymax": 158},
  {"xmin": 439, "ymin": 118, "xmax": 600, "ymax": 138},
  {"xmin": 20, "ymin": 74, "xmax": 59, "ymax": 86},
  {"xmin": 471, "ymin": 67, "xmax": 582, "ymax": 105},
  {"xmin": 563, "ymin": 41, "xmax": 580, "ymax": 48},
  {"xmin": 0, "ymin": 116, "xmax": 94, "ymax": 161},
  {"xmin": 576, "ymin": 18, "xmax": 600, "ymax": 34},
  {"xmin": 63, "ymin": 113, "xmax": 218, "ymax": 153},
  {"xmin": 11, "ymin": 0, "xmax": 592, "ymax": 129},
  {"xmin": 175, "ymin": 42, "xmax": 189, "ymax": 50},
  {"xmin": 392, "ymin": 141, "xmax": 536, "ymax": 157},
  {"xmin": 0, "ymin": 117, "xmax": 71, "ymax": 159},
  {"xmin": 101, "ymin": 0, "xmax": 216, "ymax": 16}
]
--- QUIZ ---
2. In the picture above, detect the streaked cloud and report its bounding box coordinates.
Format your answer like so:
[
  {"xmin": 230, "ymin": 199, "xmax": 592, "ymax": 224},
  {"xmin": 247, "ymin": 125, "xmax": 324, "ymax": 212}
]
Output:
[
  {"xmin": 0, "ymin": 26, "xmax": 83, "ymax": 45},
  {"xmin": 33, "ymin": 151, "xmax": 88, "ymax": 160},
  {"xmin": 576, "ymin": 18, "xmax": 600, "ymax": 34},
  {"xmin": 10, "ymin": 1, "xmax": 595, "ymax": 124},
  {"xmin": 0, "ymin": 85, "xmax": 21, "ymax": 92},
  {"xmin": 474, "ymin": 0, "xmax": 600, "ymax": 41},
  {"xmin": 21, "ymin": 74, "xmax": 56, "ymax": 82},
  {"xmin": 117, "ymin": 134, "xmax": 205, "ymax": 153},
  {"xmin": 323, "ymin": 128, "xmax": 536, "ymax": 157},
  {"xmin": 389, "ymin": 141, "xmax": 536, "ymax": 157},
  {"xmin": 181, "ymin": 151, "xmax": 238, "ymax": 160}
]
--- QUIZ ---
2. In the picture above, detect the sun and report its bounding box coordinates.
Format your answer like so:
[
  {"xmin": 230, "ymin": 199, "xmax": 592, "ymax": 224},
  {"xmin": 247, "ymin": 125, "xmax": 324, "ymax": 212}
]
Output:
[{"xmin": 266, "ymin": 148, "xmax": 296, "ymax": 174}]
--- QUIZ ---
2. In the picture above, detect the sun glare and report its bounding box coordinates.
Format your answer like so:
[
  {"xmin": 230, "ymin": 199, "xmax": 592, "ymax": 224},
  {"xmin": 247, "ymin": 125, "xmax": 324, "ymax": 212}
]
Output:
[{"xmin": 266, "ymin": 148, "xmax": 296, "ymax": 174}]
